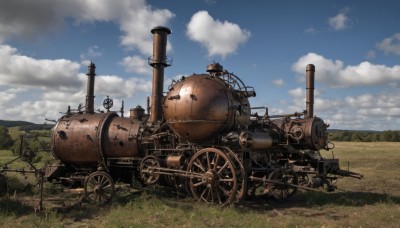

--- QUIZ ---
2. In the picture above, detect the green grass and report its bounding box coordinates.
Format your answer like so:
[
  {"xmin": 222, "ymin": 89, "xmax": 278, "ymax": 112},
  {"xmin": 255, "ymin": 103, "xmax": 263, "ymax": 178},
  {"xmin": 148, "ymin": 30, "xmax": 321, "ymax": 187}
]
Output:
[{"xmin": 1, "ymin": 142, "xmax": 400, "ymax": 227}]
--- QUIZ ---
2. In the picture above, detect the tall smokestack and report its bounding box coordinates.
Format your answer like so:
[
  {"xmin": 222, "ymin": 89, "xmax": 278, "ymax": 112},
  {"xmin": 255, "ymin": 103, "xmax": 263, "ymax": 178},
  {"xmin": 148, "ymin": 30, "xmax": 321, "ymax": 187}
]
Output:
[
  {"xmin": 149, "ymin": 26, "xmax": 171, "ymax": 123},
  {"xmin": 306, "ymin": 64, "xmax": 315, "ymax": 118},
  {"xmin": 85, "ymin": 62, "xmax": 96, "ymax": 114}
]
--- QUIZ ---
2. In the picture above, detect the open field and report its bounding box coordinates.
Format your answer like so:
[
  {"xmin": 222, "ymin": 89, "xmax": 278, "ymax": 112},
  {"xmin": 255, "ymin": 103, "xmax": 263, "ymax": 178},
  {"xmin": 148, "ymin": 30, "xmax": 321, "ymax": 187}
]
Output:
[{"xmin": 1, "ymin": 142, "xmax": 399, "ymax": 227}]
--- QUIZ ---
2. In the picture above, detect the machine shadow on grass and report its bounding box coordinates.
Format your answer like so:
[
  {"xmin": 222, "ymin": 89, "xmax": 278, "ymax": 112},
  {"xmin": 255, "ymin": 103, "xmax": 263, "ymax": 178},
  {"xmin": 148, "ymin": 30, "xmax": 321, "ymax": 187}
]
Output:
[
  {"xmin": 2, "ymin": 183, "xmax": 399, "ymax": 220},
  {"xmin": 108, "ymin": 185, "xmax": 400, "ymax": 213}
]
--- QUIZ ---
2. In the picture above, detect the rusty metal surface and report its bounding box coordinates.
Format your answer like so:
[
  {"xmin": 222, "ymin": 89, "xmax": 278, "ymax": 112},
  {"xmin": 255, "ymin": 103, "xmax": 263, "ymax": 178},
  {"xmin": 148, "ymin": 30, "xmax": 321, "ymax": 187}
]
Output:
[
  {"xmin": 306, "ymin": 64, "xmax": 315, "ymax": 118},
  {"xmin": 85, "ymin": 62, "xmax": 96, "ymax": 114},
  {"xmin": 130, "ymin": 105, "xmax": 145, "ymax": 120},
  {"xmin": 282, "ymin": 117, "xmax": 329, "ymax": 150},
  {"xmin": 164, "ymin": 74, "xmax": 235, "ymax": 142},
  {"xmin": 52, "ymin": 113, "xmax": 141, "ymax": 164},
  {"xmin": 148, "ymin": 26, "xmax": 171, "ymax": 123},
  {"xmin": 52, "ymin": 112, "xmax": 117, "ymax": 164},
  {"xmin": 103, "ymin": 117, "xmax": 141, "ymax": 158},
  {"xmin": 239, "ymin": 132, "xmax": 273, "ymax": 150}
]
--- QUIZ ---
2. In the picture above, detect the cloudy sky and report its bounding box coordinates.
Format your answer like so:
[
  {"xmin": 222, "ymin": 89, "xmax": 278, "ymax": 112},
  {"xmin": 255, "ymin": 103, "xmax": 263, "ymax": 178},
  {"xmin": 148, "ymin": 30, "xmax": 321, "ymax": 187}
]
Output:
[{"xmin": 0, "ymin": 0, "xmax": 399, "ymax": 130}]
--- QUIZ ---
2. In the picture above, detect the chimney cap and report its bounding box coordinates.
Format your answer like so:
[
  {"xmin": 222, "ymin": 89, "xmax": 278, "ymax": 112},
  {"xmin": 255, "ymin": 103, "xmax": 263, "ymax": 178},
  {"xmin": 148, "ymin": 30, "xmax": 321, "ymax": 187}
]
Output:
[
  {"xmin": 206, "ymin": 63, "xmax": 223, "ymax": 73},
  {"xmin": 151, "ymin": 26, "xmax": 171, "ymax": 34},
  {"xmin": 306, "ymin": 64, "xmax": 315, "ymax": 72}
]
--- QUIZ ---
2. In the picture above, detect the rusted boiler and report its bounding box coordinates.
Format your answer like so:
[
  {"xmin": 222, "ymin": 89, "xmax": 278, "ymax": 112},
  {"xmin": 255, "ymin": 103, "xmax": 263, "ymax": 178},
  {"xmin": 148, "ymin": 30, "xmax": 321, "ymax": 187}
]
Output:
[{"xmin": 45, "ymin": 26, "xmax": 362, "ymax": 206}]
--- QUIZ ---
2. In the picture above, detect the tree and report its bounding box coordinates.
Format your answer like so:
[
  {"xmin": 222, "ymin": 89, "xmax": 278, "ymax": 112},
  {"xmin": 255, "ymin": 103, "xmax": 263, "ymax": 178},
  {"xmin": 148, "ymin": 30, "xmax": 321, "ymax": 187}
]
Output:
[
  {"xmin": 382, "ymin": 131, "xmax": 400, "ymax": 142},
  {"xmin": 351, "ymin": 132, "xmax": 362, "ymax": 142},
  {"xmin": 0, "ymin": 126, "xmax": 14, "ymax": 149}
]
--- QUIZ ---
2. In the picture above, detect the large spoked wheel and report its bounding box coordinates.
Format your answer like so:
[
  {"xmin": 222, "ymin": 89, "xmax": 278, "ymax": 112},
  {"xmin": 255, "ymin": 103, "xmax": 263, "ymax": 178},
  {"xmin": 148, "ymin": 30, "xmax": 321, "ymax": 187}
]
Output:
[
  {"xmin": 0, "ymin": 174, "xmax": 7, "ymax": 197},
  {"xmin": 140, "ymin": 156, "xmax": 161, "ymax": 185},
  {"xmin": 268, "ymin": 169, "xmax": 298, "ymax": 201},
  {"xmin": 84, "ymin": 171, "xmax": 115, "ymax": 205},
  {"xmin": 221, "ymin": 147, "xmax": 247, "ymax": 202},
  {"xmin": 187, "ymin": 148, "xmax": 237, "ymax": 206}
]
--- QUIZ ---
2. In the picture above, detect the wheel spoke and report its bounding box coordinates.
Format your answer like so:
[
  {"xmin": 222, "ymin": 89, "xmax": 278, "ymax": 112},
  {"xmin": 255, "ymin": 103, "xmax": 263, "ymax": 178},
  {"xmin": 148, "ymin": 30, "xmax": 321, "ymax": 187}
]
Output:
[
  {"xmin": 213, "ymin": 154, "xmax": 220, "ymax": 170},
  {"xmin": 200, "ymin": 186, "xmax": 210, "ymax": 202},
  {"xmin": 206, "ymin": 152, "xmax": 212, "ymax": 170},
  {"xmin": 217, "ymin": 190, "xmax": 222, "ymax": 204},
  {"xmin": 101, "ymin": 179, "xmax": 110, "ymax": 188},
  {"xmin": 217, "ymin": 161, "xmax": 229, "ymax": 174},
  {"xmin": 220, "ymin": 178, "xmax": 234, "ymax": 182},
  {"xmin": 103, "ymin": 185, "xmax": 113, "ymax": 193},
  {"xmin": 218, "ymin": 185, "xmax": 231, "ymax": 197},
  {"xmin": 193, "ymin": 160, "xmax": 206, "ymax": 172},
  {"xmin": 193, "ymin": 180, "xmax": 206, "ymax": 187}
]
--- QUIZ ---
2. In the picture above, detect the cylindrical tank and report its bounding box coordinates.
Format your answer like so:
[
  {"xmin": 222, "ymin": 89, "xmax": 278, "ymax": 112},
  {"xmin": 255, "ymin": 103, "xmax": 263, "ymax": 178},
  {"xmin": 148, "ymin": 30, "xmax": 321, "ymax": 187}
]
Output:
[
  {"xmin": 51, "ymin": 112, "xmax": 141, "ymax": 164},
  {"xmin": 284, "ymin": 117, "xmax": 329, "ymax": 150},
  {"xmin": 130, "ymin": 105, "xmax": 145, "ymax": 120},
  {"xmin": 102, "ymin": 117, "xmax": 142, "ymax": 158},
  {"xmin": 163, "ymin": 74, "xmax": 250, "ymax": 142}
]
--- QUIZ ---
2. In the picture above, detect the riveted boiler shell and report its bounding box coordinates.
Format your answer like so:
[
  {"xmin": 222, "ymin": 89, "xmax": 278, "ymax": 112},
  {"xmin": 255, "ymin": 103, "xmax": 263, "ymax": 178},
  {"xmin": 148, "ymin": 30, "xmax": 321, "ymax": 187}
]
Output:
[
  {"xmin": 51, "ymin": 113, "xmax": 141, "ymax": 164},
  {"xmin": 163, "ymin": 74, "xmax": 234, "ymax": 142}
]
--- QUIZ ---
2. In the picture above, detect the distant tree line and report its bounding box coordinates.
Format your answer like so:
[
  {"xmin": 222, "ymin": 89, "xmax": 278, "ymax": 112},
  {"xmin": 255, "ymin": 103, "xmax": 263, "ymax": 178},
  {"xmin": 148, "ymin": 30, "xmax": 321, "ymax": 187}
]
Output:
[
  {"xmin": 0, "ymin": 120, "xmax": 34, "ymax": 128},
  {"xmin": 19, "ymin": 124, "xmax": 53, "ymax": 131},
  {"xmin": 329, "ymin": 130, "xmax": 400, "ymax": 142}
]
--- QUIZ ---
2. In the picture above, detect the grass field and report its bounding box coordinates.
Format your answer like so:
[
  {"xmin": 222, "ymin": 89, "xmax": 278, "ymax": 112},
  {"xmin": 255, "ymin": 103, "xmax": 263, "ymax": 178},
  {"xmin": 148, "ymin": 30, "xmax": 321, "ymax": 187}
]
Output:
[{"xmin": 1, "ymin": 142, "xmax": 399, "ymax": 227}]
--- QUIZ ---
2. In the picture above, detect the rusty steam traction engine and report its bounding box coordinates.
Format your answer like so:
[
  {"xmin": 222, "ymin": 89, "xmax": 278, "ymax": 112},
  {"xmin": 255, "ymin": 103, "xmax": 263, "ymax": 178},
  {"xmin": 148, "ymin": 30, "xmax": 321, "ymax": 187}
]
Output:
[{"xmin": 45, "ymin": 26, "xmax": 362, "ymax": 206}]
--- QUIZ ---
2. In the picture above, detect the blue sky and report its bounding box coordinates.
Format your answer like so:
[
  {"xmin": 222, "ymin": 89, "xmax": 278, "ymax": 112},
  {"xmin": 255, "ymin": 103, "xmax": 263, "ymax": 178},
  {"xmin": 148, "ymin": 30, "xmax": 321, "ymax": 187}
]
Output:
[{"xmin": 0, "ymin": 0, "xmax": 399, "ymax": 130}]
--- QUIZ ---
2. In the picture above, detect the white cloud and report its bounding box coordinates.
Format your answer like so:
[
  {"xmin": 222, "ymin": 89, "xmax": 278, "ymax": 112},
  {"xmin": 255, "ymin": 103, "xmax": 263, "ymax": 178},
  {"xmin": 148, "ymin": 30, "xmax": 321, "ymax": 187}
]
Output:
[
  {"xmin": 186, "ymin": 11, "xmax": 251, "ymax": 58},
  {"xmin": 0, "ymin": 0, "xmax": 174, "ymax": 56},
  {"xmin": 376, "ymin": 32, "xmax": 400, "ymax": 56},
  {"xmin": 95, "ymin": 75, "xmax": 151, "ymax": 98},
  {"xmin": 272, "ymin": 79, "xmax": 285, "ymax": 87},
  {"xmin": 328, "ymin": 8, "xmax": 351, "ymax": 31},
  {"xmin": 329, "ymin": 95, "xmax": 396, "ymax": 130},
  {"xmin": 0, "ymin": 46, "xmax": 153, "ymax": 123},
  {"xmin": 0, "ymin": 44, "xmax": 81, "ymax": 90},
  {"xmin": 292, "ymin": 52, "xmax": 400, "ymax": 87},
  {"xmin": 121, "ymin": 55, "xmax": 152, "ymax": 75},
  {"xmin": 0, "ymin": 88, "xmax": 19, "ymax": 106},
  {"xmin": 288, "ymin": 87, "xmax": 303, "ymax": 98},
  {"xmin": 80, "ymin": 45, "xmax": 103, "ymax": 61},
  {"xmin": 292, "ymin": 53, "xmax": 343, "ymax": 85},
  {"xmin": 346, "ymin": 93, "xmax": 400, "ymax": 110},
  {"xmin": 287, "ymin": 87, "xmax": 335, "ymax": 113}
]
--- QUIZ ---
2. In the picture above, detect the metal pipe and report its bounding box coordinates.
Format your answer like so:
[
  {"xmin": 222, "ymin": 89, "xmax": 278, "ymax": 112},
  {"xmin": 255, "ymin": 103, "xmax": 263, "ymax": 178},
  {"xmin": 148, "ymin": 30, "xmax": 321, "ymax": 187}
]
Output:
[
  {"xmin": 147, "ymin": 96, "xmax": 150, "ymax": 115},
  {"xmin": 85, "ymin": 62, "xmax": 96, "ymax": 114},
  {"xmin": 148, "ymin": 26, "xmax": 171, "ymax": 123},
  {"xmin": 306, "ymin": 64, "xmax": 315, "ymax": 118}
]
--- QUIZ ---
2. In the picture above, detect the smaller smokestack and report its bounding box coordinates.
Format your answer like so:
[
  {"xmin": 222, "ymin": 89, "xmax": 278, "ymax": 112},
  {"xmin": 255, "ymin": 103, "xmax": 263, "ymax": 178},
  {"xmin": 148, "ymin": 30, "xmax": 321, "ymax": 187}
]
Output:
[
  {"xmin": 306, "ymin": 64, "xmax": 315, "ymax": 118},
  {"xmin": 85, "ymin": 62, "xmax": 96, "ymax": 114}
]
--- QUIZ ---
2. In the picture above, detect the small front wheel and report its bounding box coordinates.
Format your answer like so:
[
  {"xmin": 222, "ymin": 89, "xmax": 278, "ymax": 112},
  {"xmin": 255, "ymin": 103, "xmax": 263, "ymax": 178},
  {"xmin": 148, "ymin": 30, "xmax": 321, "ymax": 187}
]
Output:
[
  {"xmin": 84, "ymin": 171, "xmax": 115, "ymax": 205},
  {"xmin": 268, "ymin": 169, "xmax": 298, "ymax": 200}
]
